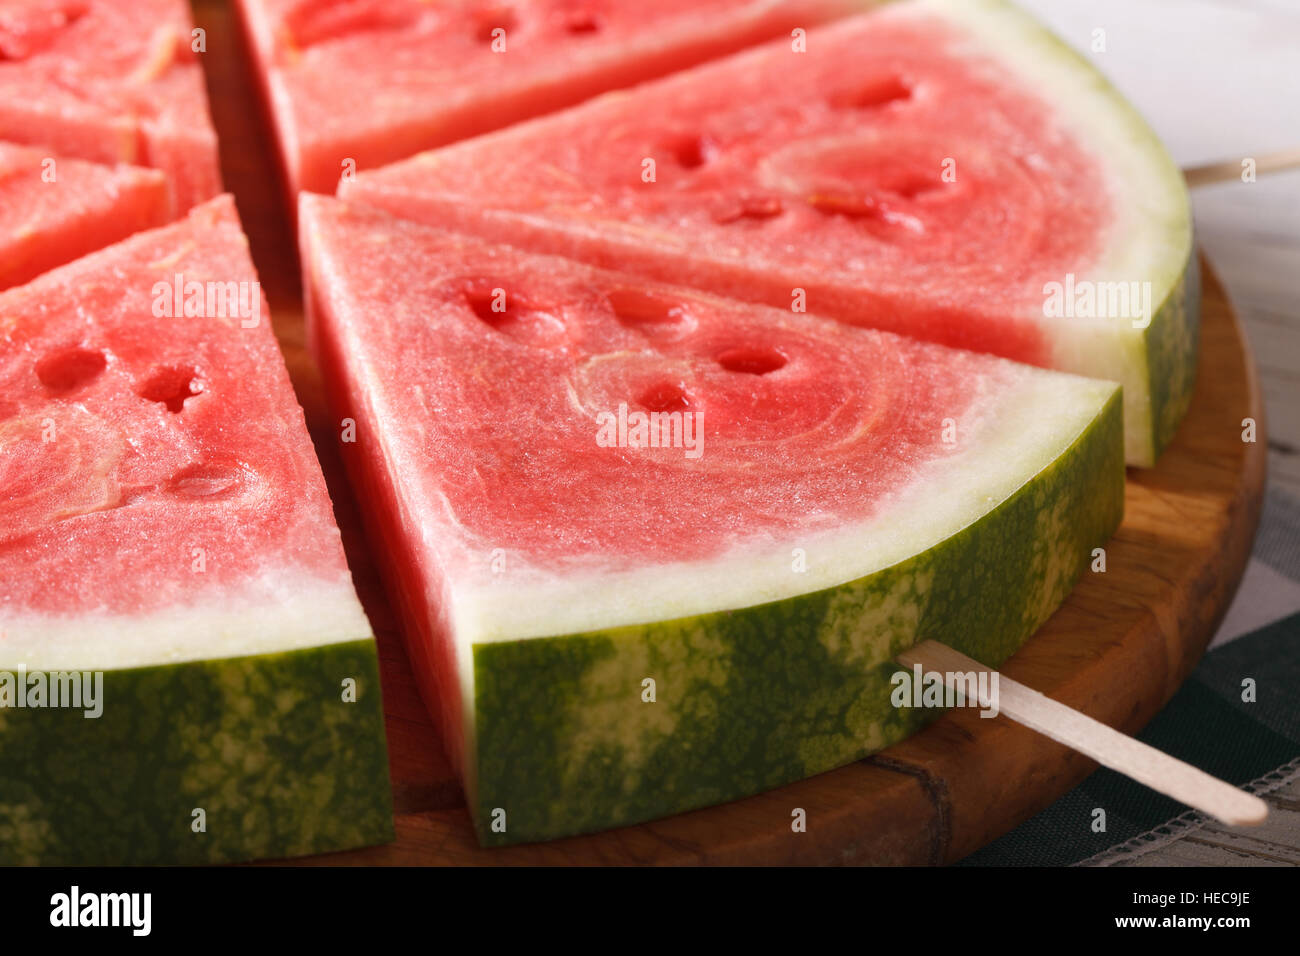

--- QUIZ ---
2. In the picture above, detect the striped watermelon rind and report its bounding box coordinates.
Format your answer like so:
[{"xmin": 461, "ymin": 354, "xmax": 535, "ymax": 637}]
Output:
[
  {"xmin": 0, "ymin": 640, "xmax": 391, "ymax": 865},
  {"xmin": 1146, "ymin": 253, "xmax": 1201, "ymax": 459}
]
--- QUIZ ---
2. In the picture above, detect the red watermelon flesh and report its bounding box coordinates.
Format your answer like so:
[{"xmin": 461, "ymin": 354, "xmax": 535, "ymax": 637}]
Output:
[
  {"xmin": 343, "ymin": 0, "xmax": 1197, "ymax": 466},
  {"xmin": 0, "ymin": 0, "xmax": 222, "ymax": 212},
  {"xmin": 237, "ymin": 0, "xmax": 871, "ymax": 196},
  {"xmin": 300, "ymin": 194, "xmax": 1123, "ymax": 824},
  {"xmin": 0, "ymin": 196, "xmax": 355, "ymax": 623},
  {"xmin": 0, "ymin": 141, "xmax": 171, "ymax": 290},
  {"xmin": 308, "ymin": 231, "xmax": 998, "ymax": 569}
]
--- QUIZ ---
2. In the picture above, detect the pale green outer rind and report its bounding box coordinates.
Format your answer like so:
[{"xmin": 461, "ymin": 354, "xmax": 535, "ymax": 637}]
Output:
[
  {"xmin": 471, "ymin": 390, "xmax": 1125, "ymax": 846},
  {"xmin": 0, "ymin": 639, "xmax": 393, "ymax": 865},
  {"xmin": 1145, "ymin": 251, "xmax": 1201, "ymax": 459}
]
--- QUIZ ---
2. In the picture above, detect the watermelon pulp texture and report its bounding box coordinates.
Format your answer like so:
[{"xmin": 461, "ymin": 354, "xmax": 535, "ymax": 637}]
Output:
[
  {"xmin": 343, "ymin": 0, "xmax": 1198, "ymax": 467},
  {"xmin": 0, "ymin": 196, "xmax": 391, "ymax": 864},
  {"xmin": 237, "ymin": 0, "xmax": 871, "ymax": 196},
  {"xmin": 0, "ymin": 141, "xmax": 171, "ymax": 290},
  {"xmin": 301, "ymin": 195, "xmax": 1124, "ymax": 845},
  {"xmin": 0, "ymin": 0, "xmax": 222, "ymax": 212}
]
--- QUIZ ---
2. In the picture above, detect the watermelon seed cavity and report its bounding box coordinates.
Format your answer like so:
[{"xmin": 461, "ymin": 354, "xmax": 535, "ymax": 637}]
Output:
[
  {"xmin": 36, "ymin": 346, "xmax": 106, "ymax": 393},
  {"xmin": 637, "ymin": 382, "xmax": 692, "ymax": 413},
  {"xmin": 884, "ymin": 171, "xmax": 947, "ymax": 200},
  {"xmin": 831, "ymin": 75, "xmax": 912, "ymax": 110},
  {"xmin": 668, "ymin": 135, "xmax": 717, "ymax": 170},
  {"xmin": 716, "ymin": 346, "xmax": 787, "ymax": 376},
  {"xmin": 711, "ymin": 194, "xmax": 784, "ymax": 224},
  {"xmin": 807, "ymin": 192, "xmax": 925, "ymax": 236},
  {"xmin": 138, "ymin": 365, "xmax": 204, "ymax": 413},
  {"xmin": 463, "ymin": 284, "xmax": 565, "ymax": 345},
  {"xmin": 165, "ymin": 460, "xmax": 248, "ymax": 500},
  {"xmin": 606, "ymin": 288, "xmax": 692, "ymax": 335},
  {"xmin": 474, "ymin": 7, "xmax": 517, "ymax": 44},
  {"xmin": 564, "ymin": 13, "xmax": 601, "ymax": 35}
]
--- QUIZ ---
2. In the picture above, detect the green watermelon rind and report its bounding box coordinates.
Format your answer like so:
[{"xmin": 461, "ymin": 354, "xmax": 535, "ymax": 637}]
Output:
[
  {"xmin": 0, "ymin": 638, "xmax": 392, "ymax": 865},
  {"xmin": 469, "ymin": 388, "xmax": 1124, "ymax": 846},
  {"xmin": 1145, "ymin": 252, "xmax": 1201, "ymax": 459}
]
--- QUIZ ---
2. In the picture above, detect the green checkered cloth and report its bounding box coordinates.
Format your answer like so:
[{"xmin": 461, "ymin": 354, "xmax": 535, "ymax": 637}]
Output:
[{"xmin": 962, "ymin": 488, "xmax": 1300, "ymax": 866}]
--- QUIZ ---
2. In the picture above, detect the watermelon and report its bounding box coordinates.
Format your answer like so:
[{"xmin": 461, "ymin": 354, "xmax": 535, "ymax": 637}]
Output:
[
  {"xmin": 236, "ymin": 0, "xmax": 871, "ymax": 196},
  {"xmin": 300, "ymin": 194, "xmax": 1124, "ymax": 846},
  {"xmin": 342, "ymin": 0, "xmax": 1198, "ymax": 467},
  {"xmin": 0, "ymin": 141, "xmax": 171, "ymax": 290},
  {"xmin": 0, "ymin": 196, "xmax": 391, "ymax": 864},
  {"xmin": 0, "ymin": 0, "xmax": 222, "ymax": 212}
]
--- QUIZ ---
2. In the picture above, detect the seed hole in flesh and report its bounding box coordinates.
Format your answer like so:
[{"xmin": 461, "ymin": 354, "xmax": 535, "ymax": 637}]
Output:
[
  {"xmin": 461, "ymin": 280, "xmax": 566, "ymax": 345},
  {"xmin": 717, "ymin": 346, "xmax": 787, "ymax": 376},
  {"xmin": 887, "ymin": 172, "xmax": 944, "ymax": 199},
  {"xmin": 806, "ymin": 193, "xmax": 924, "ymax": 235},
  {"xmin": 831, "ymin": 75, "xmax": 912, "ymax": 110},
  {"xmin": 474, "ymin": 5, "xmax": 516, "ymax": 43},
  {"xmin": 667, "ymin": 134, "xmax": 717, "ymax": 170},
  {"xmin": 637, "ymin": 382, "xmax": 692, "ymax": 413},
  {"xmin": 165, "ymin": 460, "xmax": 247, "ymax": 500},
  {"xmin": 606, "ymin": 288, "xmax": 691, "ymax": 332},
  {"xmin": 36, "ymin": 346, "xmax": 106, "ymax": 392},
  {"xmin": 565, "ymin": 13, "xmax": 601, "ymax": 34},
  {"xmin": 139, "ymin": 366, "xmax": 203, "ymax": 413},
  {"xmin": 712, "ymin": 194, "xmax": 784, "ymax": 224},
  {"xmin": 465, "ymin": 287, "xmax": 511, "ymax": 328}
]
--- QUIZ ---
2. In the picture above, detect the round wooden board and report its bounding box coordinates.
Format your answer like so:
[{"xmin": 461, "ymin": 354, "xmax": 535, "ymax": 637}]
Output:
[{"xmin": 194, "ymin": 1, "xmax": 1267, "ymax": 866}]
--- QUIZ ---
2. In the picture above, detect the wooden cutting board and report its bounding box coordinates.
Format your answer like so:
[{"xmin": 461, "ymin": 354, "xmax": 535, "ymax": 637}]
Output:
[{"xmin": 193, "ymin": 1, "xmax": 1267, "ymax": 866}]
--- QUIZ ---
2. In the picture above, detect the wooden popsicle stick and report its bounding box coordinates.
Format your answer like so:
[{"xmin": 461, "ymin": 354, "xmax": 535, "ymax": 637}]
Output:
[
  {"xmin": 896, "ymin": 640, "xmax": 1269, "ymax": 827},
  {"xmin": 1183, "ymin": 148, "xmax": 1300, "ymax": 187}
]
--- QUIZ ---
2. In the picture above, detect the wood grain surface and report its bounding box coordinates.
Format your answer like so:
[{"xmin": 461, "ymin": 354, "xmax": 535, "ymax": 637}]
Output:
[{"xmin": 192, "ymin": 1, "xmax": 1267, "ymax": 865}]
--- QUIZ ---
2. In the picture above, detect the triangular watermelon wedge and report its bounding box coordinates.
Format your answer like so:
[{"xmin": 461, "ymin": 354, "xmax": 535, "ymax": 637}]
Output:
[
  {"xmin": 301, "ymin": 194, "xmax": 1124, "ymax": 846},
  {"xmin": 0, "ymin": 196, "xmax": 391, "ymax": 864},
  {"xmin": 236, "ymin": 0, "xmax": 871, "ymax": 196},
  {"xmin": 0, "ymin": 141, "xmax": 171, "ymax": 290},
  {"xmin": 342, "ymin": 0, "xmax": 1197, "ymax": 466},
  {"xmin": 0, "ymin": 0, "xmax": 222, "ymax": 212}
]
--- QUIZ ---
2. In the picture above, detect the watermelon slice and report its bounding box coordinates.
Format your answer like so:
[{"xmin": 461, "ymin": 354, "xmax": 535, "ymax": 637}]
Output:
[
  {"xmin": 0, "ymin": 0, "xmax": 222, "ymax": 212},
  {"xmin": 236, "ymin": 0, "xmax": 871, "ymax": 196},
  {"xmin": 342, "ymin": 0, "xmax": 1198, "ymax": 466},
  {"xmin": 0, "ymin": 141, "xmax": 171, "ymax": 290},
  {"xmin": 0, "ymin": 196, "xmax": 391, "ymax": 864},
  {"xmin": 300, "ymin": 194, "xmax": 1124, "ymax": 846}
]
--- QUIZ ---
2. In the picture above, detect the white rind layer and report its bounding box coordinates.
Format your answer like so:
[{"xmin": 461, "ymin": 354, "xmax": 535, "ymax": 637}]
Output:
[{"xmin": 0, "ymin": 573, "xmax": 372, "ymax": 671}]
